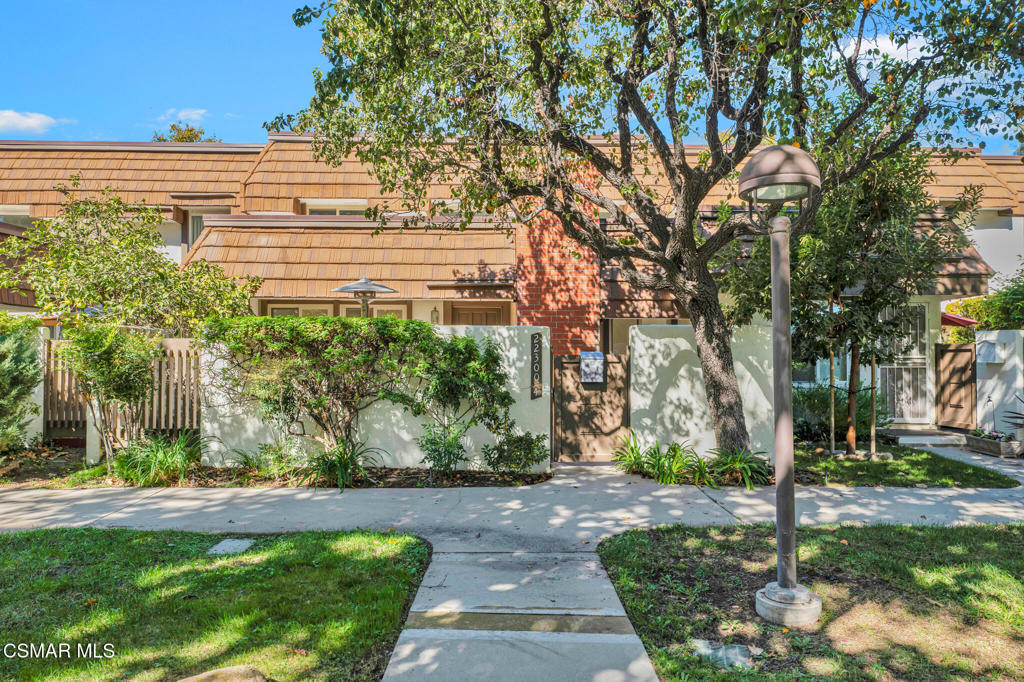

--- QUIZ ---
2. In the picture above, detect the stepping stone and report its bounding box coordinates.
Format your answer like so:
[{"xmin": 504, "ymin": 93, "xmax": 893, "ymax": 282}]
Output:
[
  {"xmin": 207, "ymin": 538, "xmax": 253, "ymax": 555},
  {"xmin": 692, "ymin": 639, "xmax": 761, "ymax": 669}
]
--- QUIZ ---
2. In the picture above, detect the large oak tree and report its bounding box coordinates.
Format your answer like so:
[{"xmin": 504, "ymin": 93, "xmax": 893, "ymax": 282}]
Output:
[{"xmin": 280, "ymin": 0, "xmax": 1023, "ymax": 449}]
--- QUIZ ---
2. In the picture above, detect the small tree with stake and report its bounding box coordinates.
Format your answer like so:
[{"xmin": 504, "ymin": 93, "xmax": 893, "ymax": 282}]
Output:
[{"xmin": 722, "ymin": 146, "xmax": 976, "ymax": 454}]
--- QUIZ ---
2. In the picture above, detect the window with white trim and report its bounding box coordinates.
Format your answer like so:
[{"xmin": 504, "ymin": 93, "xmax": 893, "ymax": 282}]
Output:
[
  {"xmin": 302, "ymin": 199, "xmax": 368, "ymax": 216},
  {"xmin": 343, "ymin": 305, "xmax": 406, "ymax": 319},
  {"xmin": 0, "ymin": 205, "xmax": 32, "ymax": 228},
  {"xmin": 268, "ymin": 304, "xmax": 333, "ymax": 317}
]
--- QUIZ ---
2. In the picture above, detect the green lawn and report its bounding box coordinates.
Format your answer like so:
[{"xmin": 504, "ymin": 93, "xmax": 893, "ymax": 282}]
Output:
[
  {"xmin": 600, "ymin": 523, "xmax": 1024, "ymax": 680},
  {"xmin": 0, "ymin": 529, "xmax": 429, "ymax": 681},
  {"xmin": 794, "ymin": 444, "xmax": 1019, "ymax": 488}
]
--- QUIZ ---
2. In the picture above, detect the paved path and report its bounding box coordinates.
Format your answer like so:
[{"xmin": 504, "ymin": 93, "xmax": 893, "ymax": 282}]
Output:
[{"xmin": 2, "ymin": 448, "xmax": 1023, "ymax": 681}]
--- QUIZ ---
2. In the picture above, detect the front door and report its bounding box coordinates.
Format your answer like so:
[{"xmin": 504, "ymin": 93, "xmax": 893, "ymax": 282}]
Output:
[
  {"xmin": 936, "ymin": 343, "xmax": 977, "ymax": 429},
  {"xmin": 553, "ymin": 354, "xmax": 629, "ymax": 461},
  {"xmin": 879, "ymin": 304, "xmax": 930, "ymax": 423}
]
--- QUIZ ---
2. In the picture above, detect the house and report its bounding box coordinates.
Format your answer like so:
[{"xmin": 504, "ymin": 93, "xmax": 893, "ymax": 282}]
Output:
[{"xmin": 1, "ymin": 134, "xmax": 1022, "ymax": 433}]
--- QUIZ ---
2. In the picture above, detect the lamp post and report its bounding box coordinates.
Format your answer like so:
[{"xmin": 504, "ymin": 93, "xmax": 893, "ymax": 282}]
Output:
[
  {"xmin": 738, "ymin": 145, "xmax": 823, "ymax": 627},
  {"xmin": 331, "ymin": 277, "xmax": 398, "ymax": 317}
]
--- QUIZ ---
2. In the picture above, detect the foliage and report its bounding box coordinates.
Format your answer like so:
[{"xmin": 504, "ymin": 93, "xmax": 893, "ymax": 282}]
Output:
[
  {"xmin": 679, "ymin": 451, "xmax": 719, "ymax": 489},
  {"xmin": 0, "ymin": 528, "xmax": 428, "ymax": 681},
  {"xmin": 402, "ymin": 333, "xmax": 514, "ymax": 472},
  {"xmin": 61, "ymin": 322, "xmax": 162, "ymax": 469},
  {"xmin": 795, "ymin": 443, "xmax": 1018, "ymax": 488},
  {"xmin": 611, "ymin": 429, "xmax": 647, "ymax": 475},
  {"xmin": 0, "ymin": 314, "xmax": 42, "ymax": 453},
  {"xmin": 0, "ymin": 177, "xmax": 260, "ymax": 335},
  {"xmin": 232, "ymin": 440, "xmax": 306, "ymax": 481},
  {"xmin": 299, "ymin": 441, "xmax": 382, "ymax": 490},
  {"xmin": 969, "ymin": 428, "xmax": 1016, "ymax": 443},
  {"xmin": 204, "ymin": 315, "xmax": 437, "ymax": 452},
  {"xmin": 793, "ymin": 381, "xmax": 892, "ymax": 443},
  {"xmin": 152, "ymin": 121, "xmax": 221, "ymax": 143},
  {"xmin": 481, "ymin": 431, "xmax": 548, "ymax": 474},
  {"xmin": 708, "ymin": 446, "xmax": 772, "ymax": 490},
  {"xmin": 282, "ymin": 0, "xmax": 1023, "ymax": 453},
  {"xmin": 416, "ymin": 423, "xmax": 470, "ymax": 477},
  {"xmin": 946, "ymin": 264, "xmax": 1024, "ymax": 343},
  {"xmin": 114, "ymin": 433, "xmax": 200, "ymax": 486}
]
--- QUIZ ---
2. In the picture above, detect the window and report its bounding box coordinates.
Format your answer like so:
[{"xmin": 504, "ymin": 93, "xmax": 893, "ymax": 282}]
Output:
[
  {"xmin": 185, "ymin": 207, "xmax": 230, "ymax": 246},
  {"xmin": 343, "ymin": 305, "xmax": 406, "ymax": 318},
  {"xmin": 603, "ymin": 318, "xmax": 686, "ymax": 354},
  {"xmin": 302, "ymin": 199, "xmax": 368, "ymax": 216},
  {"xmin": 189, "ymin": 215, "xmax": 205, "ymax": 244},
  {"xmin": 269, "ymin": 305, "xmax": 332, "ymax": 317},
  {"xmin": 0, "ymin": 205, "xmax": 31, "ymax": 228}
]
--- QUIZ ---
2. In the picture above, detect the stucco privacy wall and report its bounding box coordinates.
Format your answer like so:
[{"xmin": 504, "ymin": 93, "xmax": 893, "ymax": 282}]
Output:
[
  {"xmin": 200, "ymin": 325, "xmax": 551, "ymax": 470},
  {"xmin": 976, "ymin": 329, "xmax": 1024, "ymax": 438},
  {"xmin": 629, "ymin": 324, "xmax": 775, "ymax": 460}
]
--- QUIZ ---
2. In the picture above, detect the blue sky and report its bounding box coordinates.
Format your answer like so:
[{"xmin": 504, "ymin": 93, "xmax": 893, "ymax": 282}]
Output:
[
  {"xmin": 0, "ymin": 1, "xmax": 327, "ymax": 143},
  {"xmin": 0, "ymin": 1, "xmax": 1018, "ymax": 153}
]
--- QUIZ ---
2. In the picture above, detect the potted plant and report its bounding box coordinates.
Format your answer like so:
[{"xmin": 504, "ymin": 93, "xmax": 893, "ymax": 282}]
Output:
[{"xmin": 965, "ymin": 429, "xmax": 1021, "ymax": 458}]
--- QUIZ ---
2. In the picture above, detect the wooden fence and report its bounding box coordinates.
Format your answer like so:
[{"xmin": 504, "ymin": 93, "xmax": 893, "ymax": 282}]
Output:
[{"xmin": 43, "ymin": 338, "xmax": 200, "ymax": 435}]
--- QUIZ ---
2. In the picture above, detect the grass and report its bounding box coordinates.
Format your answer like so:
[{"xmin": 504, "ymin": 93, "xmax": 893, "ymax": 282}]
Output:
[
  {"xmin": 0, "ymin": 528, "xmax": 429, "ymax": 681},
  {"xmin": 600, "ymin": 523, "xmax": 1024, "ymax": 680},
  {"xmin": 794, "ymin": 443, "xmax": 1019, "ymax": 488}
]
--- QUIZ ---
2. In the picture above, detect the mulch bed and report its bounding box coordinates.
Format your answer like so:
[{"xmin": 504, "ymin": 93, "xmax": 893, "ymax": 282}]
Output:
[
  {"xmin": 198, "ymin": 466, "xmax": 551, "ymax": 489},
  {"xmin": 0, "ymin": 445, "xmax": 87, "ymax": 485}
]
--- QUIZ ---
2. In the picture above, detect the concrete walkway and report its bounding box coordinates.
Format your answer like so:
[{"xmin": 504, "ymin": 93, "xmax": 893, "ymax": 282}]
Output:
[{"xmin": 2, "ymin": 447, "xmax": 1023, "ymax": 681}]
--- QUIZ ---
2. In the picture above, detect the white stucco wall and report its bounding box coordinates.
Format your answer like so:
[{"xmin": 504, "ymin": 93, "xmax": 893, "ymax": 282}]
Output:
[
  {"xmin": 970, "ymin": 213, "xmax": 1024, "ymax": 288},
  {"xmin": 976, "ymin": 329, "xmax": 1024, "ymax": 438},
  {"xmin": 157, "ymin": 220, "xmax": 184, "ymax": 264},
  {"xmin": 201, "ymin": 325, "xmax": 551, "ymax": 471},
  {"xmin": 628, "ymin": 324, "xmax": 775, "ymax": 461}
]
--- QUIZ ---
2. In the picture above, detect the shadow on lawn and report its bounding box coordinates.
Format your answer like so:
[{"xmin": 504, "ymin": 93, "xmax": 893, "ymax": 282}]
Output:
[
  {"xmin": 0, "ymin": 528, "xmax": 430, "ymax": 681},
  {"xmin": 599, "ymin": 523, "xmax": 1024, "ymax": 680}
]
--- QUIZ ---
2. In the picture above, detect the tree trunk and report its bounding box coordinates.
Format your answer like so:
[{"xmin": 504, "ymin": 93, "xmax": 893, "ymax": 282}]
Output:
[
  {"xmin": 829, "ymin": 342, "xmax": 836, "ymax": 456},
  {"xmin": 870, "ymin": 354, "xmax": 877, "ymax": 455},
  {"xmin": 846, "ymin": 342, "xmax": 860, "ymax": 455},
  {"xmin": 685, "ymin": 284, "xmax": 751, "ymax": 451}
]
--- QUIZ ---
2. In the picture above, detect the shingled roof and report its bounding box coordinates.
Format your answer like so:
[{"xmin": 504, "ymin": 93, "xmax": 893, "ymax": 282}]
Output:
[{"xmin": 183, "ymin": 214, "xmax": 515, "ymax": 301}]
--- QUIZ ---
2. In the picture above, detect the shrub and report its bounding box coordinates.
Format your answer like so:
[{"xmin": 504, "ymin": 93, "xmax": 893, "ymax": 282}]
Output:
[
  {"xmin": 679, "ymin": 452, "xmax": 719, "ymax": 488},
  {"xmin": 946, "ymin": 264, "xmax": 1024, "ymax": 343},
  {"xmin": 611, "ymin": 429, "xmax": 646, "ymax": 474},
  {"xmin": 300, "ymin": 441, "xmax": 381, "ymax": 490},
  {"xmin": 114, "ymin": 433, "xmax": 200, "ymax": 486},
  {"xmin": 645, "ymin": 442, "xmax": 694, "ymax": 485},
  {"xmin": 232, "ymin": 440, "xmax": 305, "ymax": 480},
  {"xmin": 709, "ymin": 446, "xmax": 771, "ymax": 490},
  {"xmin": 793, "ymin": 381, "xmax": 892, "ymax": 442},
  {"xmin": 417, "ymin": 423, "xmax": 469, "ymax": 477},
  {"xmin": 0, "ymin": 315, "xmax": 42, "ymax": 454},
  {"xmin": 481, "ymin": 431, "xmax": 548, "ymax": 474}
]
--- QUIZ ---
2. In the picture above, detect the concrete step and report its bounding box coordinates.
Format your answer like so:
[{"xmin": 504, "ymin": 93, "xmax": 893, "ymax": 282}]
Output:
[
  {"xmin": 383, "ymin": 628, "xmax": 658, "ymax": 681},
  {"xmin": 894, "ymin": 433, "xmax": 967, "ymax": 447}
]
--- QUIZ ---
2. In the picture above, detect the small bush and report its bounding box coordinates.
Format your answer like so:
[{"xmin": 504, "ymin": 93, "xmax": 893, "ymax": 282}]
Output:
[
  {"xmin": 0, "ymin": 316, "xmax": 42, "ymax": 454},
  {"xmin": 114, "ymin": 433, "xmax": 200, "ymax": 486},
  {"xmin": 482, "ymin": 431, "xmax": 548, "ymax": 474},
  {"xmin": 612, "ymin": 430, "xmax": 647, "ymax": 474},
  {"xmin": 232, "ymin": 440, "xmax": 305, "ymax": 480},
  {"xmin": 793, "ymin": 381, "xmax": 892, "ymax": 442},
  {"xmin": 417, "ymin": 423, "xmax": 469, "ymax": 477},
  {"xmin": 300, "ymin": 441, "xmax": 381, "ymax": 490},
  {"xmin": 679, "ymin": 452, "xmax": 719, "ymax": 488},
  {"xmin": 709, "ymin": 446, "xmax": 771, "ymax": 490}
]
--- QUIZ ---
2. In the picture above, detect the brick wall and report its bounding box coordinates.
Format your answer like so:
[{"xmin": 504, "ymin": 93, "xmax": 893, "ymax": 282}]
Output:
[{"xmin": 515, "ymin": 212, "xmax": 603, "ymax": 355}]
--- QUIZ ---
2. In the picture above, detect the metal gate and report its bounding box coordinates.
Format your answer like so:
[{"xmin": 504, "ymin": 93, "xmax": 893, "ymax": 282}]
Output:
[
  {"xmin": 553, "ymin": 354, "xmax": 629, "ymax": 461},
  {"xmin": 879, "ymin": 304, "xmax": 930, "ymax": 423},
  {"xmin": 936, "ymin": 343, "xmax": 977, "ymax": 430}
]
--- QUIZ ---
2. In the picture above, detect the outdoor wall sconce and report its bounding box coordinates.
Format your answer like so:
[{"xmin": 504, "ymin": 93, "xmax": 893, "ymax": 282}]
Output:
[
  {"xmin": 738, "ymin": 144, "xmax": 822, "ymax": 627},
  {"xmin": 331, "ymin": 277, "xmax": 398, "ymax": 317},
  {"xmin": 430, "ymin": 306, "xmax": 440, "ymax": 324}
]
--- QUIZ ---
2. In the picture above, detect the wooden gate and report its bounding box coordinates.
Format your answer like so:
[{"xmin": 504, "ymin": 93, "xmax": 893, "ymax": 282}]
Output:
[
  {"xmin": 553, "ymin": 354, "xmax": 629, "ymax": 462},
  {"xmin": 43, "ymin": 338, "xmax": 201, "ymax": 435},
  {"xmin": 936, "ymin": 343, "xmax": 976, "ymax": 430}
]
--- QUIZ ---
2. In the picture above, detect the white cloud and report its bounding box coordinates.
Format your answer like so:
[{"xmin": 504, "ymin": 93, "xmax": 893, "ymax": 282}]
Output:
[
  {"xmin": 157, "ymin": 107, "xmax": 208, "ymax": 123},
  {"xmin": 0, "ymin": 110, "xmax": 74, "ymax": 134},
  {"xmin": 838, "ymin": 35, "xmax": 930, "ymax": 64}
]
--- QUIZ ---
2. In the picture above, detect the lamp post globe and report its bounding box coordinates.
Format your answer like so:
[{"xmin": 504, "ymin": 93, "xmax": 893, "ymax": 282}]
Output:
[{"xmin": 740, "ymin": 145, "xmax": 823, "ymax": 627}]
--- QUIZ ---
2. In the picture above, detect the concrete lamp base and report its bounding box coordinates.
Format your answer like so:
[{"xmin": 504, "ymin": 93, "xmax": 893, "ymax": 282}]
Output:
[{"xmin": 755, "ymin": 582, "xmax": 822, "ymax": 627}]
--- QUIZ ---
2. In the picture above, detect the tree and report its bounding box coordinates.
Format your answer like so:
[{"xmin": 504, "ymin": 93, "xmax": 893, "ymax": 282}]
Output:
[
  {"xmin": 202, "ymin": 316, "xmax": 438, "ymax": 452},
  {"xmin": 722, "ymin": 146, "xmax": 976, "ymax": 453},
  {"xmin": 152, "ymin": 121, "xmax": 221, "ymax": 143},
  {"xmin": 0, "ymin": 314, "xmax": 42, "ymax": 453},
  {"xmin": 278, "ymin": 0, "xmax": 1023, "ymax": 450},
  {"xmin": 0, "ymin": 177, "xmax": 260, "ymax": 335},
  {"xmin": 61, "ymin": 322, "xmax": 162, "ymax": 472}
]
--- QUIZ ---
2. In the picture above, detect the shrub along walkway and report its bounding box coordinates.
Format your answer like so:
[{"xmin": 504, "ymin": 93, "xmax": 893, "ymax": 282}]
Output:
[{"xmin": 1, "ymin": 447, "xmax": 1022, "ymax": 680}]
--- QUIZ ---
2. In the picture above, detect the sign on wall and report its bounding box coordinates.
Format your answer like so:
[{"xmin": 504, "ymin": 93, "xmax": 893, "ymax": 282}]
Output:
[{"xmin": 531, "ymin": 332, "xmax": 543, "ymax": 399}]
